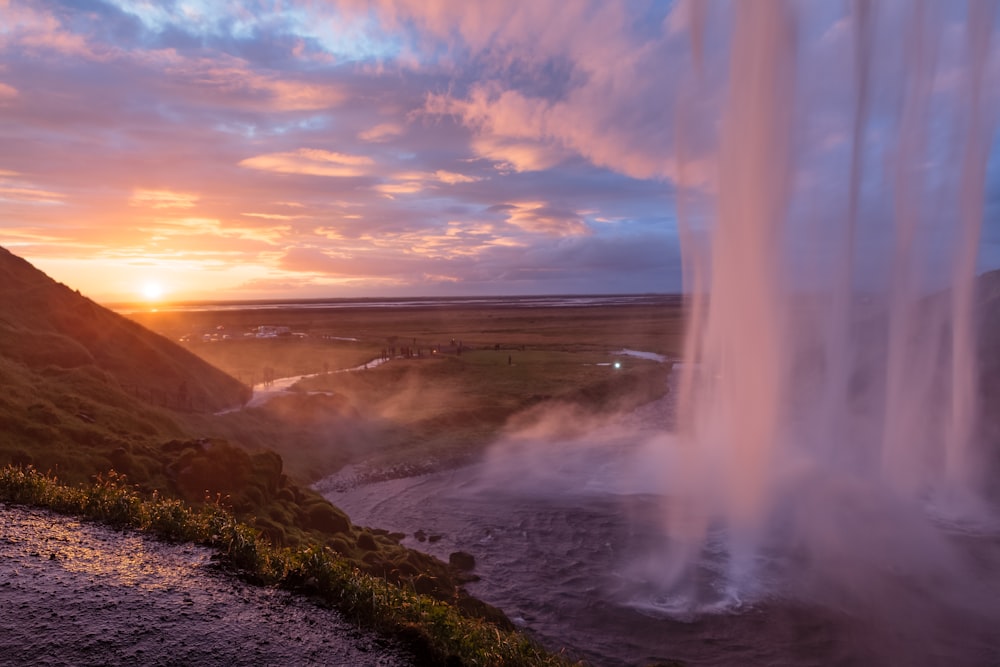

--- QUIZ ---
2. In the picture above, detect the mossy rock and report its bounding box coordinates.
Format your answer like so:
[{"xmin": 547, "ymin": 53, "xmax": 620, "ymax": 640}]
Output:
[
  {"xmin": 356, "ymin": 532, "xmax": 378, "ymax": 551},
  {"xmin": 251, "ymin": 451, "xmax": 283, "ymax": 491},
  {"xmin": 255, "ymin": 517, "xmax": 287, "ymax": 546},
  {"xmin": 327, "ymin": 535, "xmax": 353, "ymax": 555},
  {"xmin": 305, "ymin": 503, "xmax": 350, "ymax": 534},
  {"xmin": 448, "ymin": 551, "xmax": 476, "ymax": 571}
]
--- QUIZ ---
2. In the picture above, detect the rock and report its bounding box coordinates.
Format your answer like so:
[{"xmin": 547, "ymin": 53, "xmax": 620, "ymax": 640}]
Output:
[
  {"xmin": 305, "ymin": 505, "xmax": 350, "ymax": 535},
  {"xmin": 448, "ymin": 551, "xmax": 475, "ymax": 571}
]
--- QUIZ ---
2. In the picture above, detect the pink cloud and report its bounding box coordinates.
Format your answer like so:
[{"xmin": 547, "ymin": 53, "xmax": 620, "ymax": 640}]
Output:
[
  {"xmin": 396, "ymin": 1, "xmax": 689, "ymax": 181},
  {"xmin": 149, "ymin": 51, "xmax": 344, "ymax": 112},
  {"xmin": 239, "ymin": 149, "xmax": 375, "ymax": 177},
  {"xmin": 0, "ymin": 172, "xmax": 66, "ymax": 205},
  {"xmin": 502, "ymin": 202, "xmax": 591, "ymax": 237},
  {"xmin": 1, "ymin": 4, "xmax": 111, "ymax": 60},
  {"xmin": 359, "ymin": 122, "xmax": 404, "ymax": 142},
  {"xmin": 0, "ymin": 1, "xmax": 686, "ymax": 299},
  {"xmin": 129, "ymin": 188, "xmax": 199, "ymax": 209},
  {"xmin": 433, "ymin": 170, "xmax": 480, "ymax": 184}
]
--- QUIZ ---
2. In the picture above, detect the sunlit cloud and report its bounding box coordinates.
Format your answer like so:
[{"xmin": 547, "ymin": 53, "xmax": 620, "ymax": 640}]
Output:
[
  {"xmin": 239, "ymin": 149, "xmax": 375, "ymax": 177},
  {"xmin": 145, "ymin": 49, "xmax": 346, "ymax": 112},
  {"xmin": 129, "ymin": 189, "xmax": 199, "ymax": 209},
  {"xmin": 359, "ymin": 122, "xmax": 404, "ymax": 142},
  {"xmin": 0, "ymin": 227, "xmax": 76, "ymax": 247},
  {"xmin": 0, "ymin": 186, "xmax": 65, "ymax": 205},
  {"xmin": 0, "ymin": 82, "xmax": 17, "ymax": 102},
  {"xmin": 242, "ymin": 212, "xmax": 306, "ymax": 221},
  {"xmin": 502, "ymin": 202, "xmax": 591, "ymax": 237},
  {"xmin": 2, "ymin": 3, "xmax": 104, "ymax": 59},
  {"xmin": 374, "ymin": 168, "xmax": 482, "ymax": 197},
  {"xmin": 434, "ymin": 170, "xmax": 481, "ymax": 184},
  {"xmin": 376, "ymin": 181, "xmax": 423, "ymax": 196},
  {"xmin": 0, "ymin": 0, "xmax": 801, "ymax": 299},
  {"xmin": 138, "ymin": 217, "xmax": 290, "ymax": 246},
  {"xmin": 0, "ymin": 172, "xmax": 65, "ymax": 205},
  {"xmin": 426, "ymin": 89, "xmax": 570, "ymax": 172}
]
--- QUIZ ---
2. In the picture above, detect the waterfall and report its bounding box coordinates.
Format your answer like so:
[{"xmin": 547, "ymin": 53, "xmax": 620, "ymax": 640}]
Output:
[{"xmin": 669, "ymin": 0, "xmax": 999, "ymax": 599}]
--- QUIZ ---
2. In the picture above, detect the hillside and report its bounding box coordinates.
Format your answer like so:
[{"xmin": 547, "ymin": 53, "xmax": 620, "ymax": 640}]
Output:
[
  {"xmin": 0, "ymin": 246, "xmax": 250, "ymax": 413},
  {"xmin": 0, "ymin": 245, "xmax": 252, "ymax": 480},
  {"xmin": 0, "ymin": 246, "xmax": 504, "ymax": 622}
]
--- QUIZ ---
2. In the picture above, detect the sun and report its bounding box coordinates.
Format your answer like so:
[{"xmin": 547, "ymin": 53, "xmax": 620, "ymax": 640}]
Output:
[{"xmin": 141, "ymin": 281, "xmax": 165, "ymax": 302}]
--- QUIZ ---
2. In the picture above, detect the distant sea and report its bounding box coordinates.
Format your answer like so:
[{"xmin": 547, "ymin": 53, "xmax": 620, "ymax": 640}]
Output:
[{"xmin": 110, "ymin": 293, "xmax": 680, "ymax": 314}]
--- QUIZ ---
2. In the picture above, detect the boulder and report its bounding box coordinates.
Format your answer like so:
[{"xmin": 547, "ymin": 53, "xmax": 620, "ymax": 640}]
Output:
[{"xmin": 448, "ymin": 551, "xmax": 475, "ymax": 571}]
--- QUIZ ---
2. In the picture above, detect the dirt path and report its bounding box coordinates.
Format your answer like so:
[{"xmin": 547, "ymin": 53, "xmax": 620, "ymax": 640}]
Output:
[{"xmin": 0, "ymin": 504, "xmax": 413, "ymax": 666}]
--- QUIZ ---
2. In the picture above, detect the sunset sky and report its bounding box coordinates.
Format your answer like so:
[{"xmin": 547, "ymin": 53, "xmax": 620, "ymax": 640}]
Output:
[{"xmin": 1, "ymin": 1, "xmax": 999, "ymax": 303}]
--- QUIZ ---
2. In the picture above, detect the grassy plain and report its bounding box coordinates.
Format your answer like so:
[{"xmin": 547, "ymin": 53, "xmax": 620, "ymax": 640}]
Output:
[{"xmin": 130, "ymin": 300, "xmax": 684, "ymax": 482}]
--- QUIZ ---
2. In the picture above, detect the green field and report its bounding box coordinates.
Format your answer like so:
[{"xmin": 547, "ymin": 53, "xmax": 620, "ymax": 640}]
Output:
[{"xmin": 132, "ymin": 302, "xmax": 684, "ymax": 482}]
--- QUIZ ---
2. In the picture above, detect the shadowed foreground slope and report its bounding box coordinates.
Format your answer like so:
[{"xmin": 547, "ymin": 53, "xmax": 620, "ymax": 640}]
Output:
[{"xmin": 0, "ymin": 503, "xmax": 413, "ymax": 667}]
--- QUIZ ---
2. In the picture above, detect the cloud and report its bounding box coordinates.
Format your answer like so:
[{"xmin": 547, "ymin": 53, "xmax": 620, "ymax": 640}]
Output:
[
  {"xmin": 145, "ymin": 50, "xmax": 345, "ymax": 112},
  {"xmin": 0, "ymin": 172, "xmax": 65, "ymax": 205},
  {"xmin": 1, "ymin": 4, "xmax": 106, "ymax": 60},
  {"xmin": 242, "ymin": 212, "xmax": 306, "ymax": 221},
  {"xmin": 374, "ymin": 169, "xmax": 484, "ymax": 197},
  {"xmin": 239, "ymin": 149, "xmax": 375, "ymax": 177},
  {"xmin": 376, "ymin": 181, "xmax": 423, "ymax": 196},
  {"xmin": 359, "ymin": 122, "xmax": 404, "ymax": 142},
  {"xmin": 129, "ymin": 189, "xmax": 198, "ymax": 209},
  {"xmin": 434, "ymin": 170, "xmax": 480, "ymax": 184},
  {"xmin": 0, "ymin": 0, "xmax": 689, "ymax": 299},
  {"xmin": 391, "ymin": 1, "xmax": 686, "ymax": 179},
  {"xmin": 426, "ymin": 87, "xmax": 570, "ymax": 172},
  {"xmin": 501, "ymin": 201, "xmax": 591, "ymax": 237}
]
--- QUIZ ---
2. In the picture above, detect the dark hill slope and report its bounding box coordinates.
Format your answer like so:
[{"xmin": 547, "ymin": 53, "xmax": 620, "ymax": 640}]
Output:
[
  {"xmin": 0, "ymin": 248, "xmax": 497, "ymax": 618},
  {"xmin": 0, "ymin": 246, "xmax": 249, "ymax": 413},
  {"xmin": 0, "ymin": 245, "xmax": 247, "ymax": 481}
]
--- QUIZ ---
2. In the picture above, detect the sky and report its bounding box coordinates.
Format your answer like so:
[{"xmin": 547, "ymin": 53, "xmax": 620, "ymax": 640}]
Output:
[
  {"xmin": 1, "ymin": 1, "xmax": 999, "ymax": 303},
  {"xmin": 0, "ymin": 0, "xmax": 686, "ymax": 303}
]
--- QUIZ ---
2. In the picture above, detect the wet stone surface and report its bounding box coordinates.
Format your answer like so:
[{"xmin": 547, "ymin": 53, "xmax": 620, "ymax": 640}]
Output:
[{"xmin": 0, "ymin": 504, "xmax": 413, "ymax": 666}]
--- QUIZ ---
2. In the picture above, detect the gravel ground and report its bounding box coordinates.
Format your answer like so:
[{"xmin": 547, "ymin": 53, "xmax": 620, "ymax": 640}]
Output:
[{"xmin": 0, "ymin": 504, "xmax": 415, "ymax": 666}]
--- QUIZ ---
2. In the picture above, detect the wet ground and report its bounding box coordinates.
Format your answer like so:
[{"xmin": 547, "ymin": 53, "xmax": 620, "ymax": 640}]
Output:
[{"xmin": 0, "ymin": 503, "xmax": 413, "ymax": 666}]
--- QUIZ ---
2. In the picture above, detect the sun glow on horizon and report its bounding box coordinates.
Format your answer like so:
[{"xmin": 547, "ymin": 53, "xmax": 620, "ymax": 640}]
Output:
[{"xmin": 141, "ymin": 281, "xmax": 165, "ymax": 302}]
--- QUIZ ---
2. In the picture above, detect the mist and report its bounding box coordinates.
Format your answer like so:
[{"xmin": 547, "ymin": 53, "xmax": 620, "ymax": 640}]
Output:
[{"xmin": 454, "ymin": 2, "xmax": 1000, "ymax": 663}]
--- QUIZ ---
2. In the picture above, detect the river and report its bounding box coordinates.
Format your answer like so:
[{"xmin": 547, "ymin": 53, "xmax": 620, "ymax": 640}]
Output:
[{"xmin": 319, "ymin": 395, "xmax": 1000, "ymax": 667}]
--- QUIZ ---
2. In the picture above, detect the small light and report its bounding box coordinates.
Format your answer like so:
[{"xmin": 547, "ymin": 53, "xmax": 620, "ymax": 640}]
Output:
[{"xmin": 613, "ymin": 361, "xmax": 622, "ymax": 369}]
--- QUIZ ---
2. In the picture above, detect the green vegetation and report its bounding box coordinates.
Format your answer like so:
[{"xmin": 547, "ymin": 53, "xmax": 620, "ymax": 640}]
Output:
[
  {"xmin": 286, "ymin": 348, "xmax": 672, "ymax": 479},
  {"xmin": 173, "ymin": 337, "xmax": 381, "ymax": 388},
  {"xmin": 0, "ymin": 465, "xmax": 577, "ymax": 666},
  {"xmin": 150, "ymin": 303, "xmax": 682, "ymax": 483},
  {"xmin": 0, "ymin": 246, "xmax": 685, "ymax": 665},
  {"xmin": 0, "ymin": 247, "xmax": 249, "ymax": 415}
]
